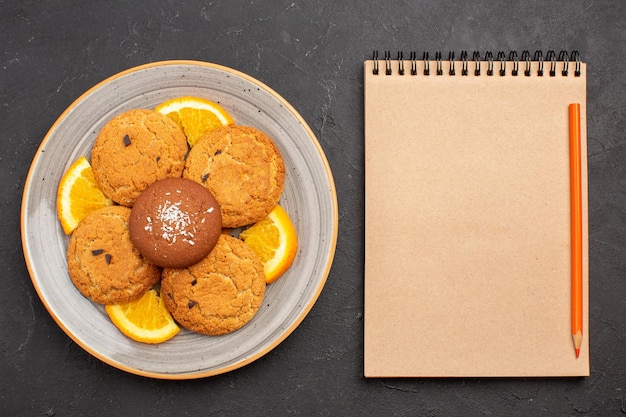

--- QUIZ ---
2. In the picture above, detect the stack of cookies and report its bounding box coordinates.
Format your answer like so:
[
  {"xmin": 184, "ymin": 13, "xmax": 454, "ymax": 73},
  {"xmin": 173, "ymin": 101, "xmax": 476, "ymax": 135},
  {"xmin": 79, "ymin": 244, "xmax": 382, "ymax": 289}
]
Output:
[{"xmin": 66, "ymin": 107, "xmax": 286, "ymax": 336}]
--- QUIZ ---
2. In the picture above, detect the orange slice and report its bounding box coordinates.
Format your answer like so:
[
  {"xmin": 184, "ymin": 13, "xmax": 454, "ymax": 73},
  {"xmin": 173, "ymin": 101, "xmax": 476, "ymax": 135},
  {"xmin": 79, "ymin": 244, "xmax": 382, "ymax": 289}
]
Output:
[
  {"xmin": 155, "ymin": 96, "xmax": 235, "ymax": 146},
  {"xmin": 57, "ymin": 156, "xmax": 113, "ymax": 234},
  {"xmin": 105, "ymin": 288, "xmax": 180, "ymax": 344},
  {"xmin": 239, "ymin": 205, "xmax": 298, "ymax": 284}
]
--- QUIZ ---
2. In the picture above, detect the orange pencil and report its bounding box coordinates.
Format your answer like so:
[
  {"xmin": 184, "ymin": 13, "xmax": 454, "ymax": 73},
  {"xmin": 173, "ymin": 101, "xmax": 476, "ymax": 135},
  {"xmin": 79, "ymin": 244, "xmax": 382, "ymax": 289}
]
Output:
[{"xmin": 569, "ymin": 103, "xmax": 583, "ymax": 358}]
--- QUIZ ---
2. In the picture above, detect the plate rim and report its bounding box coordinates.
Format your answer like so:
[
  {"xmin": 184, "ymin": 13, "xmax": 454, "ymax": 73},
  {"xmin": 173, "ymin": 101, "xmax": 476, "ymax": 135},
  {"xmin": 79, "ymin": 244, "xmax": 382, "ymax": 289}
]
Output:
[{"xmin": 20, "ymin": 59, "xmax": 338, "ymax": 379}]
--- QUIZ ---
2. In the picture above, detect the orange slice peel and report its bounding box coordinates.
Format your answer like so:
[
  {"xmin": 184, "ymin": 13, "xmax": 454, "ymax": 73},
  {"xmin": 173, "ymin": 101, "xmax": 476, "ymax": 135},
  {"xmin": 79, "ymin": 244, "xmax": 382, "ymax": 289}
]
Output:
[
  {"xmin": 57, "ymin": 156, "xmax": 113, "ymax": 234},
  {"xmin": 155, "ymin": 96, "xmax": 235, "ymax": 147},
  {"xmin": 105, "ymin": 288, "xmax": 180, "ymax": 344},
  {"xmin": 239, "ymin": 205, "xmax": 298, "ymax": 284}
]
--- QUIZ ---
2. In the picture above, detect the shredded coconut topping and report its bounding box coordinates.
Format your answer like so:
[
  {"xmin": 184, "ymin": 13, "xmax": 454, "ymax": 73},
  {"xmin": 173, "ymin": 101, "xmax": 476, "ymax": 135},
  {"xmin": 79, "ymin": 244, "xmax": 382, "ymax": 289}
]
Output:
[{"xmin": 152, "ymin": 199, "xmax": 197, "ymax": 245}]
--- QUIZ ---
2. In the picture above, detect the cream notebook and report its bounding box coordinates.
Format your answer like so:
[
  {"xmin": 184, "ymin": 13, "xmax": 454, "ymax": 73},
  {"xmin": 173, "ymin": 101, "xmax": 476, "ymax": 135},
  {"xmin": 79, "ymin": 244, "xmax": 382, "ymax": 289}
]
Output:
[{"xmin": 364, "ymin": 50, "xmax": 589, "ymax": 377}]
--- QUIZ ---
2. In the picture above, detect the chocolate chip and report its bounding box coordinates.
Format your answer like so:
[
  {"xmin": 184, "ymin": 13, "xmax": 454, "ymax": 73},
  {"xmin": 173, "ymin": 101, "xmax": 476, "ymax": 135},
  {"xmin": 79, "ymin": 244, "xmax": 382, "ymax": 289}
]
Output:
[
  {"xmin": 188, "ymin": 300, "xmax": 197, "ymax": 309},
  {"xmin": 214, "ymin": 149, "xmax": 222, "ymax": 156},
  {"xmin": 91, "ymin": 249, "xmax": 104, "ymax": 256},
  {"xmin": 123, "ymin": 134, "xmax": 131, "ymax": 147},
  {"xmin": 167, "ymin": 292, "xmax": 174, "ymax": 300},
  {"xmin": 201, "ymin": 173, "xmax": 209, "ymax": 182},
  {"xmin": 105, "ymin": 254, "xmax": 112, "ymax": 264},
  {"xmin": 191, "ymin": 278, "xmax": 197, "ymax": 286},
  {"xmin": 156, "ymin": 156, "xmax": 161, "ymax": 163}
]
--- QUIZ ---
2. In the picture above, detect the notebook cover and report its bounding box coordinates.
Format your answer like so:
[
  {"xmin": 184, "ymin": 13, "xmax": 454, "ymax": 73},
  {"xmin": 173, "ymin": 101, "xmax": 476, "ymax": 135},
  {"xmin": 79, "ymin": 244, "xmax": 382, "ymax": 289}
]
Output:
[{"xmin": 363, "ymin": 58, "xmax": 589, "ymax": 377}]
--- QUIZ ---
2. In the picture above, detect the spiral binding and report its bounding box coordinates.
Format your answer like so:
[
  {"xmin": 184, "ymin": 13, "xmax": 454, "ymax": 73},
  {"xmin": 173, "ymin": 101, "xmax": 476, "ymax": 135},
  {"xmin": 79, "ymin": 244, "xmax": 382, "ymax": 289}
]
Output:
[{"xmin": 371, "ymin": 50, "xmax": 581, "ymax": 77}]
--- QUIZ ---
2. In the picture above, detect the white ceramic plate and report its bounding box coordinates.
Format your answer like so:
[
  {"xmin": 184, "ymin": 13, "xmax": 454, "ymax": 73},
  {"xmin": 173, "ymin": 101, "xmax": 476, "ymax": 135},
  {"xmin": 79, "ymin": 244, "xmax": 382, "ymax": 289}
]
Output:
[{"xmin": 21, "ymin": 61, "xmax": 338, "ymax": 379}]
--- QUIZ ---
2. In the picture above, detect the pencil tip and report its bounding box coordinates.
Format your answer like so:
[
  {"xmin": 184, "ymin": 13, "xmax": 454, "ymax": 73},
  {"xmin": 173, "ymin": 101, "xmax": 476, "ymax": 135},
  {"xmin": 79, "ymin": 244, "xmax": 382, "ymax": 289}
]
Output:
[{"xmin": 572, "ymin": 332, "xmax": 583, "ymax": 358}]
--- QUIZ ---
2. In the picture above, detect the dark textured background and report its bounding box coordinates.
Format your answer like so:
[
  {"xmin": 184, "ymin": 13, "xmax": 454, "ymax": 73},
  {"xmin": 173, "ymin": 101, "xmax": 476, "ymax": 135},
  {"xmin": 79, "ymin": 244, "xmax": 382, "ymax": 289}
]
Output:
[{"xmin": 3, "ymin": 1, "xmax": 625, "ymax": 415}]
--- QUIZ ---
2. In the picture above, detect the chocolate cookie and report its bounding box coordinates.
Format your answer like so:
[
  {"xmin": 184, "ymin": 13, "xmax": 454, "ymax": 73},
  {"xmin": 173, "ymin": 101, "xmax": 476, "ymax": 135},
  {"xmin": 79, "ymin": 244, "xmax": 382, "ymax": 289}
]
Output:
[
  {"xmin": 183, "ymin": 125, "xmax": 285, "ymax": 228},
  {"xmin": 66, "ymin": 205, "xmax": 161, "ymax": 304},
  {"xmin": 129, "ymin": 177, "xmax": 222, "ymax": 269},
  {"xmin": 91, "ymin": 109, "xmax": 188, "ymax": 207},
  {"xmin": 161, "ymin": 234, "xmax": 266, "ymax": 335}
]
